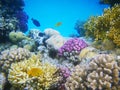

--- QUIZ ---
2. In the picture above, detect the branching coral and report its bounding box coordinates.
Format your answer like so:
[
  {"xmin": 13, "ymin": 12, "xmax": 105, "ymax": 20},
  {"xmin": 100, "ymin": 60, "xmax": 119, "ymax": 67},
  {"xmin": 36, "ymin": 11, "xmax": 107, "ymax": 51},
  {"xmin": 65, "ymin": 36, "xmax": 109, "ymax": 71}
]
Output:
[
  {"xmin": 86, "ymin": 54, "xmax": 119, "ymax": 90},
  {"xmin": 8, "ymin": 55, "xmax": 59, "ymax": 90},
  {"xmin": 107, "ymin": 27, "xmax": 120, "ymax": 47},
  {"xmin": 84, "ymin": 4, "xmax": 120, "ymax": 47},
  {"xmin": 65, "ymin": 54, "xmax": 120, "ymax": 90},
  {"xmin": 0, "ymin": 48, "xmax": 31, "ymax": 74},
  {"xmin": 84, "ymin": 16, "xmax": 98, "ymax": 39},
  {"xmin": 65, "ymin": 65, "xmax": 87, "ymax": 90}
]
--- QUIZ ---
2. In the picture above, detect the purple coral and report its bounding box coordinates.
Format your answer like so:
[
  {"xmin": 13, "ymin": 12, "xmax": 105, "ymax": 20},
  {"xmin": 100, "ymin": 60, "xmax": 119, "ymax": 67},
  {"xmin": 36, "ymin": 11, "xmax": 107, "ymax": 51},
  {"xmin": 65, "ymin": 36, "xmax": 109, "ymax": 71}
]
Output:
[
  {"xmin": 58, "ymin": 66, "xmax": 71, "ymax": 90},
  {"xmin": 15, "ymin": 11, "xmax": 29, "ymax": 32},
  {"xmin": 59, "ymin": 67, "xmax": 71, "ymax": 78},
  {"xmin": 58, "ymin": 38, "xmax": 88, "ymax": 59}
]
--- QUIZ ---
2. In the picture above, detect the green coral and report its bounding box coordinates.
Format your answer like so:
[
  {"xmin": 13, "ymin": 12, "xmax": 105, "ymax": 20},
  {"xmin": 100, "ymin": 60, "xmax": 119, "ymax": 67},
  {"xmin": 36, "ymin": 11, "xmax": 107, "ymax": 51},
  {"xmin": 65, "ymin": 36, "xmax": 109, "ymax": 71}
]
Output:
[
  {"xmin": 9, "ymin": 31, "xmax": 31, "ymax": 43},
  {"xmin": 84, "ymin": 4, "xmax": 120, "ymax": 47}
]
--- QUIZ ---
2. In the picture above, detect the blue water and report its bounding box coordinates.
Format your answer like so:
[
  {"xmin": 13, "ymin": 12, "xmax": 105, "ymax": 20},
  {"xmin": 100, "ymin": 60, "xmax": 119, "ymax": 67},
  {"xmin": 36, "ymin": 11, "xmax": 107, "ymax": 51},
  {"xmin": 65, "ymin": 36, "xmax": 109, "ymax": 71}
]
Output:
[{"xmin": 24, "ymin": 0, "xmax": 109, "ymax": 36}]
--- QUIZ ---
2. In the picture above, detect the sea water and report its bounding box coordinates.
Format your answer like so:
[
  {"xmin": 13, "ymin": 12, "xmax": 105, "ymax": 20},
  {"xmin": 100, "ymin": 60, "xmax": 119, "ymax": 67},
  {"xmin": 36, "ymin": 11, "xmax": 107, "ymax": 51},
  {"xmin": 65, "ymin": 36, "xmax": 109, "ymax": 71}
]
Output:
[{"xmin": 24, "ymin": 0, "xmax": 109, "ymax": 36}]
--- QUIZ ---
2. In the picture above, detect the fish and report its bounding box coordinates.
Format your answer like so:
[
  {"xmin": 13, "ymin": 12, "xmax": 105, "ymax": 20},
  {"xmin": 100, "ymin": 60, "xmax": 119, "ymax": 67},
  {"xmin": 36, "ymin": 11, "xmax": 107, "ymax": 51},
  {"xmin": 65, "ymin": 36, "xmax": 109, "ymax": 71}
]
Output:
[
  {"xmin": 31, "ymin": 18, "xmax": 40, "ymax": 27},
  {"xmin": 55, "ymin": 22, "xmax": 62, "ymax": 27}
]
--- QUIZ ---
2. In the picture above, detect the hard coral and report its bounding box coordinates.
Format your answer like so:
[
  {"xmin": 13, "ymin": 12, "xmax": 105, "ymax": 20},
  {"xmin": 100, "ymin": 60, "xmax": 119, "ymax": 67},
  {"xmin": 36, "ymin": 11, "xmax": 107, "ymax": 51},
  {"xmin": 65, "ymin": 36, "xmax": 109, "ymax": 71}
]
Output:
[
  {"xmin": 0, "ymin": 0, "xmax": 28, "ymax": 42},
  {"xmin": 0, "ymin": 48, "xmax": 31, "ymax": 74},
  {"xmin": 65, "ymin": 65, "xmax": 87, "ymax": 90},
  {"xmin": 86, "ymin": 54, "xmax": 119, "ymax": 90},
  {"xmin": 65, "ymin": 54, "xmax": 120, "ymax": 90},
  {"xmin": 58, "ymin": 38, "xmax": 88, "ymax": 62},
  {"xmin": 84, "ymin": 4, "xmax": 120, "ymax": 47},
  {"xmin": 15, "ymin": 11, "xmax": 29, "ymax": 32},
  {"xmin": 9, "ymin": 31, "xmax": 31, "ymax": 43},
  {"xmin": 8, "ymin": 55, "xmax": 59, "ymax": 90}
]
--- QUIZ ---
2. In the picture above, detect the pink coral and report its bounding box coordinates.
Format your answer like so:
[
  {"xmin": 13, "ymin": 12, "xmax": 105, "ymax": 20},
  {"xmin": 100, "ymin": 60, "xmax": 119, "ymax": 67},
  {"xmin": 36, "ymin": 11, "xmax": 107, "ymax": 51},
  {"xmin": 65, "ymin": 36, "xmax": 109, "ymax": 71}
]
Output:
[{"xmin": 58, "ymin": 38, "xmax": 87, "ymax": 61}]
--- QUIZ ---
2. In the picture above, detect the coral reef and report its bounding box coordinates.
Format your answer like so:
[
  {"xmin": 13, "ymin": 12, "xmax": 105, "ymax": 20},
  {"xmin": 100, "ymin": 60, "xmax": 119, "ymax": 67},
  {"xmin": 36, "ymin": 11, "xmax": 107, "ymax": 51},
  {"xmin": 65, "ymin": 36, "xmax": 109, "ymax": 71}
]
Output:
[
  {"xmin": 84, "ymin": 4, "xmax": 120, "ymax": 47},
  {"xmin": 58, "ymin": 38, "xmax": 88, "ymax": 62},
  {"xmin": 28, "ymin": 29, "xmax": 47, "ymax": 46},
  {"xmin": 8, "ymin": 55, "xmax": 59, "ymax": 90},
  {"xmin": 0, "ymin": 48, "xmax": 31, "ymax": 74},
  {"xmin": 0, "ymin": 0, "xmax": 28, "ymax": 42},
  {"xmin": 65, "ymin": 54, "xmax": 120, "ymax": 90}
]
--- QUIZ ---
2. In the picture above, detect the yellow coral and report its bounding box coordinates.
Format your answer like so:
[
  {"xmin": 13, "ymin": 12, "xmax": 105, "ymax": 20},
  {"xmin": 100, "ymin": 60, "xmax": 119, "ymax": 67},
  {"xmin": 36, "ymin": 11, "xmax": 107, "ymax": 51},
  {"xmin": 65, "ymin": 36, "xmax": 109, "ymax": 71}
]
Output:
[
  {"xmin": 8, "ymin": 55, "xmax": 59, "ymax": 90},
  {"xmin": 107, "ymin": 27, "xmax": 120, "ymax": 47},
  {"xmin": 84, "ymin": 4, "xmax": 120, "ymax": 47},
  {"xmin": 78, "ymin": 47, "xmax": 98, "ymax": 60}
]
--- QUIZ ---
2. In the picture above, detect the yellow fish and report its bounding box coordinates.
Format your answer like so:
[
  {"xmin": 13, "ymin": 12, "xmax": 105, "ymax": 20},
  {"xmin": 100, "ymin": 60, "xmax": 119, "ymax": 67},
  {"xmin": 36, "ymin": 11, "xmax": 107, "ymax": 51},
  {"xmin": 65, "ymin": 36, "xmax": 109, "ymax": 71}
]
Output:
[{"xmin": 55, "ymin": 22, "xmax": 62, "ymax": 27}]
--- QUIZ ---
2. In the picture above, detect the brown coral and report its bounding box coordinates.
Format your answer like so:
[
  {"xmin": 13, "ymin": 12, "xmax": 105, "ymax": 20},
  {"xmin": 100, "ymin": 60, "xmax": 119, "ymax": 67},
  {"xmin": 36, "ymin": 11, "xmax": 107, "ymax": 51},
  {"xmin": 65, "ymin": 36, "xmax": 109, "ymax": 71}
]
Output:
[
  {"xmin": 86, "ymin": 54, "xmax": 119, "ymax": 90},
  {"xmin": 65, "ymin": 65, "xmax": 87, "ymax": 90},
  {"xmin": 0, "ymin": 48, "xmax": 31, "ymax": 74},
  {"xmin": 65, "ymin": 54, "xmax": 120, "ymax": 90}
]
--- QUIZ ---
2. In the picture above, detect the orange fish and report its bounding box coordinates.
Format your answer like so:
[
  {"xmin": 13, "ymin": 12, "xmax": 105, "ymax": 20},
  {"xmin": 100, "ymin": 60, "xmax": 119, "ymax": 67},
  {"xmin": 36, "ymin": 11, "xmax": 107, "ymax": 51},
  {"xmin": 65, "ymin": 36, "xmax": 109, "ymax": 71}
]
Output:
[{"xmin": 55, "ymin": 22, "xmax": 62, "ymax": 27}]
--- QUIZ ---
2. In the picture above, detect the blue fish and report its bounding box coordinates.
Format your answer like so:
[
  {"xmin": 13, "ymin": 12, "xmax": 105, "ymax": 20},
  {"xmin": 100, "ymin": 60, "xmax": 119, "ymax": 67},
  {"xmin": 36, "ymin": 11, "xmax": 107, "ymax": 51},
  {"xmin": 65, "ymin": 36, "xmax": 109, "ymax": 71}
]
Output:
[{"xmin": 31, "ymin": 18, "xmax": 40, "ymax": 27}]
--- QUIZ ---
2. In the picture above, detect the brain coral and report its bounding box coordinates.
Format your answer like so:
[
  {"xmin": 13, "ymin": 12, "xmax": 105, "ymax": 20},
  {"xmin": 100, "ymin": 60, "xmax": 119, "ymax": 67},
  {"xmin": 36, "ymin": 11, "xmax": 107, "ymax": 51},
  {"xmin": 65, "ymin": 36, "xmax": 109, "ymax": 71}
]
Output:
[
  {"xmin": 65, "ymin": 54, "xmax": 120, "ymax": 90},
  {"xmin": 58, "ymin": 38, "xmax": 87, "ymax": 62},
  {"xmin": 0, "ymin": 48, "xmax": 31, "ymax": 74},
  {"xmin": 8, "ymin": 55, "xmax": 59, "ymax": 90}
]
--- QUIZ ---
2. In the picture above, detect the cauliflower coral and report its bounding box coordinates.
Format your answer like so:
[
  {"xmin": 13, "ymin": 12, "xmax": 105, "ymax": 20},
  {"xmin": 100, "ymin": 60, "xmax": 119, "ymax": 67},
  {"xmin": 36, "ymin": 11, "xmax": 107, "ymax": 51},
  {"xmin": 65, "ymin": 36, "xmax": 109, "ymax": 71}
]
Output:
[
  {"xmin": 58, "ymin": 38, "xmax": 87, "ymax": 62},
  {"xmin": 8, "ymin": 55, "xmax": 59, "ymax": 90}
]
